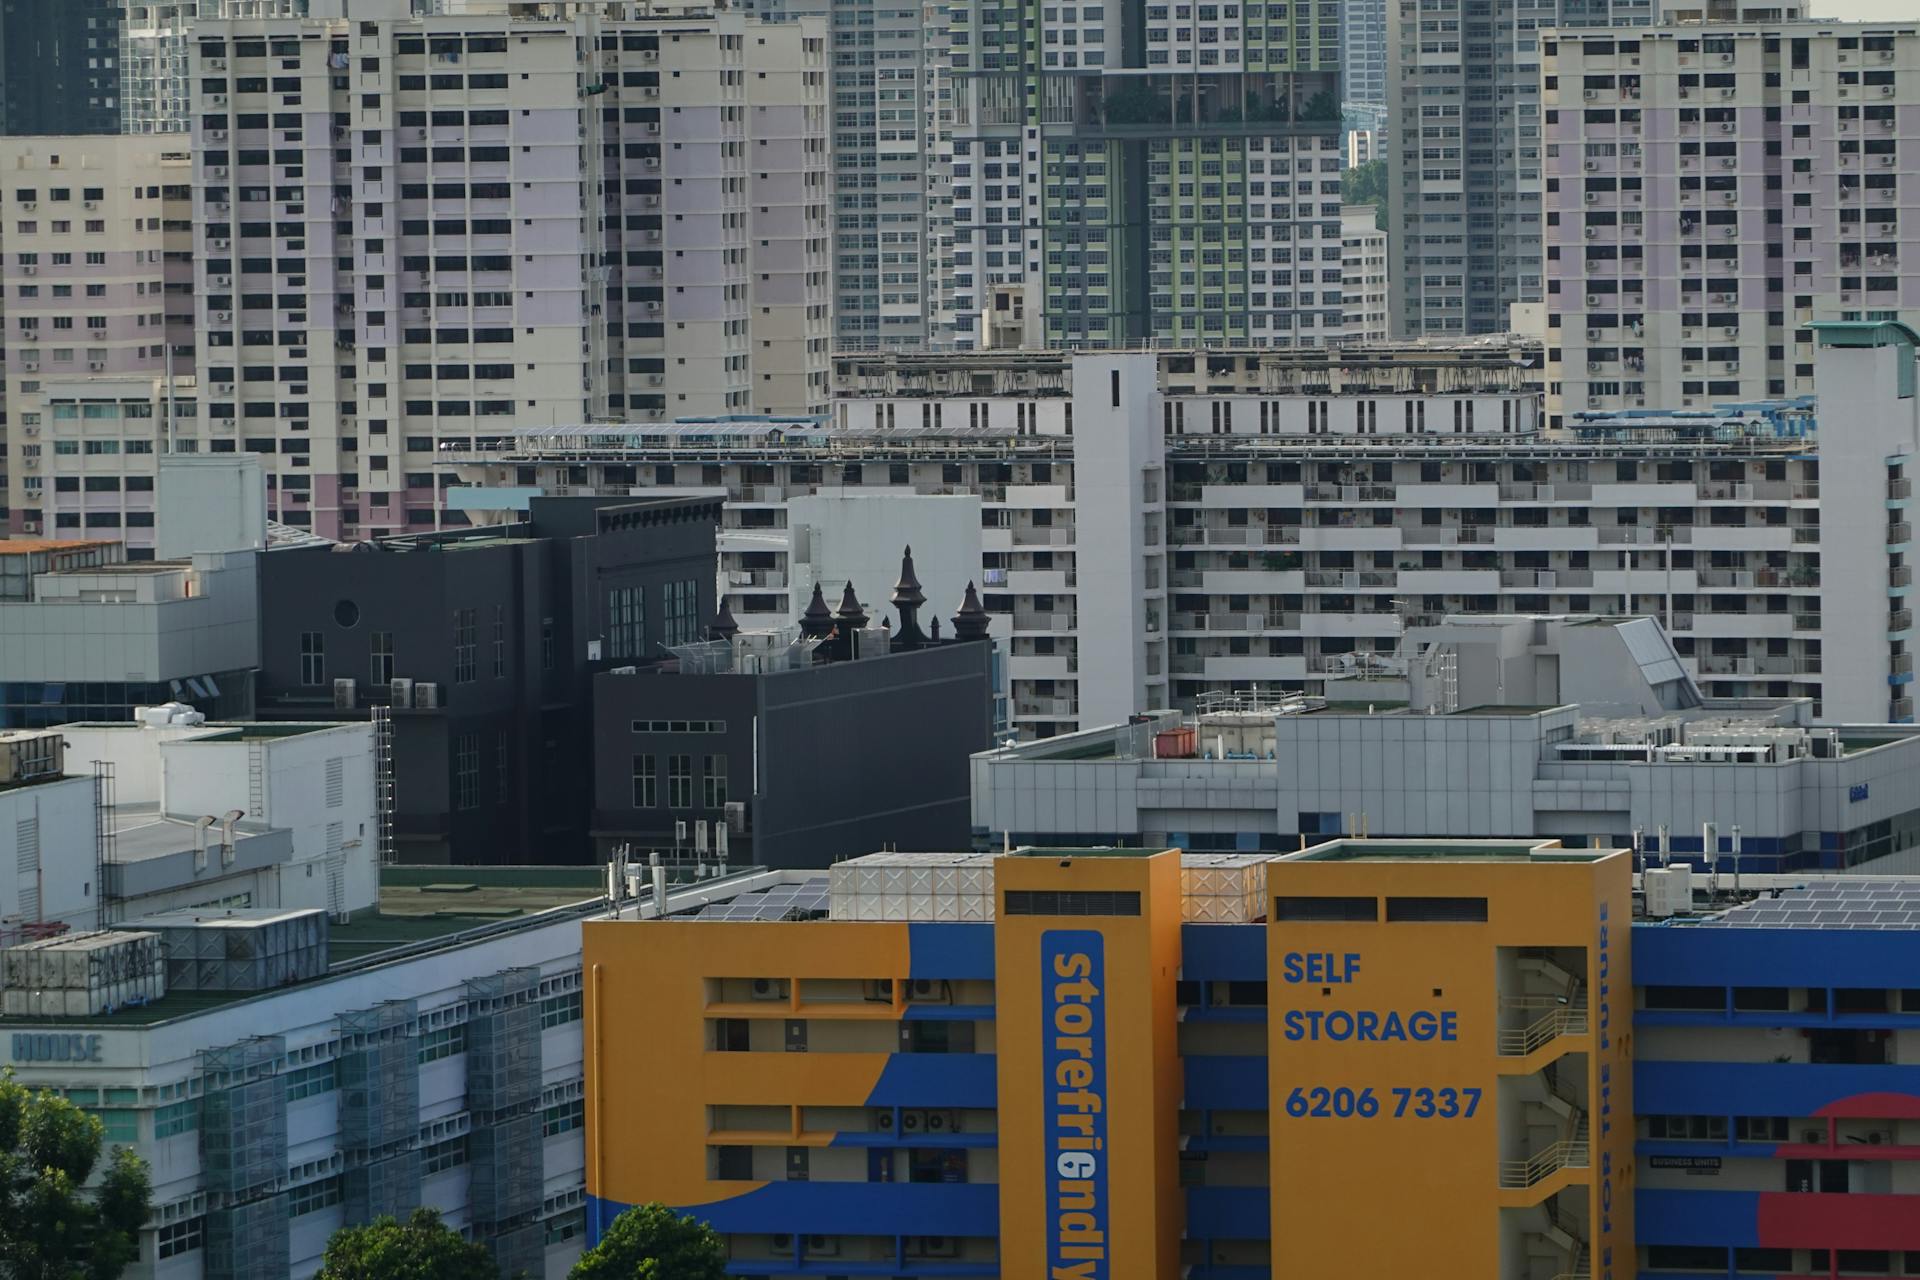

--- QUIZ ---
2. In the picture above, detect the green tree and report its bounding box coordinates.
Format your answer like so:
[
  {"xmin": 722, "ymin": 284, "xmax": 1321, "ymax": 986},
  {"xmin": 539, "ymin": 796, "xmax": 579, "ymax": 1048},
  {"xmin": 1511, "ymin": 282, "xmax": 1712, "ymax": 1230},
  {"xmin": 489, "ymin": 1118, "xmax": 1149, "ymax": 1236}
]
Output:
[
  {"xmin": 317, "ymin": 1209, "xmax": 501, "ymax": 1280},
  {"xmin": 0, "ymin": 1070, "xmax": 152, "ymax": 1280},
  {"xmin": 1342, "ymin": 159, "xmax": 1390, "ymax": 230},
  {"xmin": 569, "ymin": 1204, "xmax": 725, "ymax": 1280}
]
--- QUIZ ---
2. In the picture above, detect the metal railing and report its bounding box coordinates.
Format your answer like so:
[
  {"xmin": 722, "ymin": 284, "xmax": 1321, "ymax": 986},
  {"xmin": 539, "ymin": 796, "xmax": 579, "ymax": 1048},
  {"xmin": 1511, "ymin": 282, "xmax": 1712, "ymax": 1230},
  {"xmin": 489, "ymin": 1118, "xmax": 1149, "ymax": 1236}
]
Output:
[
  {"xmin": 1498, "ymin": 1138, "xmax": 1591, "ymax": 1189},
  {"xmin": 1496, "ymin": 997, "xmax": 1589, "ymax": 1057}
]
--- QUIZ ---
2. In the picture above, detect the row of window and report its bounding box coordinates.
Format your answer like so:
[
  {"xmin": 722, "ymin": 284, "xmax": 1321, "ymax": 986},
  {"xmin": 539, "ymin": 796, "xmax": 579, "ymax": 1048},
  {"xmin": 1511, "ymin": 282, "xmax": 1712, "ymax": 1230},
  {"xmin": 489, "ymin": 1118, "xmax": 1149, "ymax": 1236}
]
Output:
[
  {"xmin": 630, "ymin": 719, "xmax": 728, "ymax": 735},
  {"xmin": 630, "ymin": 754, "xmax": 728, "ymax": 810}
]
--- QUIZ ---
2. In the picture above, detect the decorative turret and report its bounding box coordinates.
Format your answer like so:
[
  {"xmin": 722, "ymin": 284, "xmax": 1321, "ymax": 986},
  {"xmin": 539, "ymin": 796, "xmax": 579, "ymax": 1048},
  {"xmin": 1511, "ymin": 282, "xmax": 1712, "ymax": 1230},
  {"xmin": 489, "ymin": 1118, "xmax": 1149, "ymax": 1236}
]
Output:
[
  {"xmin": 950, "ymin": 580, "xmax": 991, "ymax": 642},
  {"xmin": 890, "ymin": 545, "xmax": 930, "ymax": 650},
  {"xmin": 798, "ymin": 582, "xmax": 835, "ymax": 639},
  {"xmin": 706, "ymin": 599, "xmax": 740, "ymax": 642},
  {"xmin": 833, "ymin": 581, "xmax": 869, "ymax": 632}
]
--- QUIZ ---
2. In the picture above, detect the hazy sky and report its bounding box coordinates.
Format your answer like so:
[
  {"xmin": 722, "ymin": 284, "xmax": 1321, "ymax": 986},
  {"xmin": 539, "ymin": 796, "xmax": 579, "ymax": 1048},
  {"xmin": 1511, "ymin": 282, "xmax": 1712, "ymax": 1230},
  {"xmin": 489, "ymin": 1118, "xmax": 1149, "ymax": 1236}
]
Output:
[{"xmin": 1813, "ymin": 0, "xmax": 1912, "ymax": 17}]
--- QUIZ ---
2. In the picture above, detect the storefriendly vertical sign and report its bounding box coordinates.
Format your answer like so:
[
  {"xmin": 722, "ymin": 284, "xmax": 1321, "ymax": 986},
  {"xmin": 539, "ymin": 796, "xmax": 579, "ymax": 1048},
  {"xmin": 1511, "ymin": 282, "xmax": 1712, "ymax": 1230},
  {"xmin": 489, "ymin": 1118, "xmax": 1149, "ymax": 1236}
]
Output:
[{"xmin": 1042, "ymin": 929, "xmax": 1109, "ymax": 1279}]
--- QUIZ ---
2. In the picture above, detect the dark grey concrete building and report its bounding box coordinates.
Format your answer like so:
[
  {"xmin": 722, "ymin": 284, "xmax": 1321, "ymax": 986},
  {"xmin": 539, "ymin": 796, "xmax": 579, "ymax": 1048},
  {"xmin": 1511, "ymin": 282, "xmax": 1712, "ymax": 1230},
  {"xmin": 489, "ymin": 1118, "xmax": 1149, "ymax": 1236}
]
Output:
[
  {"xmin": 257, "ymin": 496, "xmax": 720, "ymax": 865},
  {"xmin": 0, "ymin": 0, "xmax": 122, "ymax": 136},
  {"xmin": 590, "ymin": 557, "xmax": 997, "ymax": 869}
]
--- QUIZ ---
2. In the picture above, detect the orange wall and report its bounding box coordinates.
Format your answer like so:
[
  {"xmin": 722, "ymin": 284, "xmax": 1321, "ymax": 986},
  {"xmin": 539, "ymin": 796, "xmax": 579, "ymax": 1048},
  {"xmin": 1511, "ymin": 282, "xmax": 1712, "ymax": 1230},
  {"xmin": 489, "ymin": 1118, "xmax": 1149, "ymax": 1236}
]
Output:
[
  {"xmin": 993, "ymin": 851, "xmax": 1184, "ymax": 1280},
  {"xmin": 583, "ymin": 918, "xmax": 910, "ymax": 1210},
  {"xmin": 1267, "ymin": 853, "xmax": 1630, "ymax": 1276}
]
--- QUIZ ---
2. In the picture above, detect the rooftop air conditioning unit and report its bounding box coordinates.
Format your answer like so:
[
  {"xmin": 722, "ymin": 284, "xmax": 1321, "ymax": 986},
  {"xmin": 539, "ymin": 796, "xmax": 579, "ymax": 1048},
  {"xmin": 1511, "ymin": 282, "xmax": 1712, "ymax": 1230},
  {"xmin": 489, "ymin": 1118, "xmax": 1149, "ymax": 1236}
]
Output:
[
  {"xmin": 413, "ymin": 682, "xmax": 439, "ymax": 710},
  {"xmin": 1585, "ymin": 191, "xmax": 1598, "ymax": 203},
  {"xmin": 1882, "ymin": 154, "xmax": 1896, "ymax": 166},
  {"xmin": 390, "ymin": 677, "xmax": 413, "ymax": 707},
  {"xmin": 1723, "ymin": 361, "xmax": 1739, "ymax": 372},
  {"xmin": 333, "ymin": 677, "xmax": 356, "ymax": 709},
  {"xmin": 1586, "ymin": 294, "xmax": 1602, "ymax": 306},
  {"xmin": 1720, "ymin": 52, "xmax": 1733, "ymax": 63},
  {"xmin": 214, "ymin": 310, "xmax": 231, "ymax": 322},
  {"xmin": 804, "ymin": 1236, "xmax": 839, "ymax": 1258},
  {"xmin": 1585, "ymin": 226, "xmax": 1597, "ymax": 238}
]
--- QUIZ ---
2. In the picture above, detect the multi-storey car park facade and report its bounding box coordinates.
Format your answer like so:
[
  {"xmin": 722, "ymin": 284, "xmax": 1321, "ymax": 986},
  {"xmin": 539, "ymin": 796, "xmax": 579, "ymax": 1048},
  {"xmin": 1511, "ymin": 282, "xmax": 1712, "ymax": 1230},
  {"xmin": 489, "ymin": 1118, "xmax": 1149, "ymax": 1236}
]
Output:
[
  {"xmin": 943, "ymin": 0, "xmax": 1346, "ymax": 348},
  {"xmin": 582, "ymin": 841, "xmax": 1920, "ymax": 1279},
  {"xmin": 1543, "ymin": 21, "xmax": 1920, "ymax": 423},
  {"xmin": 1, "ymin": 135, "xmax": 196, "ymax": 548},
  {"xmin": 185, "ymin": 3, "xmax": 829, "ymax": 542},
  {"xmin": 447, "ymin": 322, "xmax": 1920, "ymax": 734}
]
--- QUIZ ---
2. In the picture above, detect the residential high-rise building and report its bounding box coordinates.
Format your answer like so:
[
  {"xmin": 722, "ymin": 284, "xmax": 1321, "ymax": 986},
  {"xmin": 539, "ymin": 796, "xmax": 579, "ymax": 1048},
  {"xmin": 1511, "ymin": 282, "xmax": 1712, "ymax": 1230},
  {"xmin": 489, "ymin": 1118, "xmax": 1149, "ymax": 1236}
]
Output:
[
  {"xmin": 1389, "ymin": 0, "xmax": 1660, "ymax": 339},
  {"xmin": 186, "ymin": 5, "xmax": 829, "ymax": 540},
  {"xmin": 122, "ymin": 1, "xmax": 197, "ymax": 135},
  {"xmin": 1340, "ymin": 203, "xmax": 1390, "ymax": 340},
  {"xmin": 1543, "ymin": 22, "xmax": 1920, "ymax": 422},
  {"xmin": 1341, "ymin": 0, "xmax": 1388, "ymax": 111},
  {"xmin": 0, "ymin": 0, "xmax": 123, "ymax": 137},
  {"xmin": 944, "ymin": 0, "xmax": 1345, "ymax": 348},
  {"xmin": 751, "ymin": 0, "xmax": 957, "ymax": 350},
  {"xmin": 444, "ymin": 322, "xmax": 1920, "ymax": 732},
  {"xmin": 0, "ymin": 135, "xmax": 196, "ymax": 548}
]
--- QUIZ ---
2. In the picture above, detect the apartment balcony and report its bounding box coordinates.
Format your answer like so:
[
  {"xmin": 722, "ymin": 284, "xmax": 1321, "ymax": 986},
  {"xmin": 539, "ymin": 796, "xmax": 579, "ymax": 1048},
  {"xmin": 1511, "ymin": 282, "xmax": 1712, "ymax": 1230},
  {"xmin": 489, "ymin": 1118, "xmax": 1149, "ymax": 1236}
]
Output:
[
  {"xmin": 1892, "ymin": 652, "xmax": 1914, "ymax": 677},
  {"xmin": 1012, "ymin": 610, "xmax": 1076, "ymax": 633},
  {"xmin": 1892, "ymin": 477, "xmax": 1914, "ymax": 502},
  {"xmin": 1305, "ymin": 570, "xmax": 1398, "ymax": 590},
  {"xmin": 1890, "ymin": 522, "xmax": 1912, "ymax": 547},
  {"xmin": 726, "ymin": 568, "xmax": 787, "ymax": 591},
  {"xmin": 1892, "ymin": 609, "xmax": 1913, "ymax": 634},
  {"xmin": 1304, "ymin": 483, "xmax": 1397, "ymax": 503},
  {"xmin": 1893, "ymin": 564, "xmax": 1914, "ymax": 590},
  {"xmin": 1695, "ymin": 654, "xmax": 1822, "ymax": 677},
  {"xmin": 1011, "ymin": 526, "xmax": 1073, "ymax": 548}
]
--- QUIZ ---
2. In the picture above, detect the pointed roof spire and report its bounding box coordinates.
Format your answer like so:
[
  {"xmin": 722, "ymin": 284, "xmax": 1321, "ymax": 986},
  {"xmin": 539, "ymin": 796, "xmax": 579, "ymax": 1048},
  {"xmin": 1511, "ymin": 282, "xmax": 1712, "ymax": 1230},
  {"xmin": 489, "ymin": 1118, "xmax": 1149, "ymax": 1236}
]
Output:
[
  {"xmin": 891, "ymin": 545, "xmax": 926, "ymax": 610},
  {"xmin": 951, "ymin": 580, "xmax": 991, "ymax": 641},
  {"xmin": 890, "ymin": 545, "xmax": 929, "ymax": 650},
  {"xmin": 834, "ymin": 581, "xmax": 869, "ymax": 631},
  {"xmin": 799, "ymin": 582, "xmax": 835, "ymax": 638},
  {"xmin": 706, "ymin": 598, "xmax": 740, "ymax": 642}
]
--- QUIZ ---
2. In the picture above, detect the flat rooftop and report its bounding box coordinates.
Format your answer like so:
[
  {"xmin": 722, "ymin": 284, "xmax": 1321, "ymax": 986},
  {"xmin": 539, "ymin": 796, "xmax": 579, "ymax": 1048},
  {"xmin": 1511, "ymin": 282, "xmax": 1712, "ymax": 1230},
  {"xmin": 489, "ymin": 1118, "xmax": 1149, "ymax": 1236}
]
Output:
[
  {"xmin": 1279, "ymin": 839, "xmax": 1616, "ymax": 864},
  {"xmin": 10, "ymin": 865, "xmax": 612, "ymax": 1026}
]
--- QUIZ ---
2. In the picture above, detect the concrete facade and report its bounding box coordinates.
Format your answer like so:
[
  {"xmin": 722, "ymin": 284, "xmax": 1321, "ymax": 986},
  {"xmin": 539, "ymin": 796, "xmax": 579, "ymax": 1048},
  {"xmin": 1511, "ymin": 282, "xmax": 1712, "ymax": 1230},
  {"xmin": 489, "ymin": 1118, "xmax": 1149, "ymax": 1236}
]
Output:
[
  {"xmin": 1340, "ymin": 204, "xmax": 1390, "ymax": 341},
  {"xmin": 0, "ymin": 135, "xmax": 197, "ymax": 549},
  {"xmin": 1543, "ymin": 21, "xmax": 1920, "ymax": 420},
  {"xmin": 592, "ymin": 638, "xmax": 995, "ymax": 868},
  {"xmin": 943, "ymin": 0, "xmax": 1345, "ymax": 347},
  {"xmin": 255, "ymin": 496, "xmax": 720, "ymax": 864},
  {"xmin": 184, "ymin": 6, "xmax": 828, "ymax": 542}
]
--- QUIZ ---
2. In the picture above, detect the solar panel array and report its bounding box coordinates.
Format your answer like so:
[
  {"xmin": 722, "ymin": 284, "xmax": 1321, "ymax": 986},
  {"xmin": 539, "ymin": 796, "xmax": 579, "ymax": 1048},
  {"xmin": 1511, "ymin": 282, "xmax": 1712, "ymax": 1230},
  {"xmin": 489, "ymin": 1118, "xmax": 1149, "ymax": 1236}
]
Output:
[
  {"xmin": 693, "ymin": 877, "xmax": 832, "ymax": 922},
  {"xmin": 1703, "ymin": 878, "xmax": 1920, "ymax": 930}
]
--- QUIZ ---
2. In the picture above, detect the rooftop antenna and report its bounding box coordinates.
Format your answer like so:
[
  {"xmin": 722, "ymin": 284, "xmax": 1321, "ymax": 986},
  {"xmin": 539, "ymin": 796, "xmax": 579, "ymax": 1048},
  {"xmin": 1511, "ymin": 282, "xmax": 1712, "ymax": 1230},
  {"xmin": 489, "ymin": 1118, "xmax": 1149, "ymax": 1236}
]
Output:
[
  {"xmin": 1702, "ymin": 821, "xmax": 1718, "ymax": 897},
  {"xmin": 650, "ymin": 850, "xmax": 668, "ymax": 920},
  {"xmin": 1632, "ymin": 825, "xmax": 1645, "ymax": 877},
  {"xmin": 1730, "ymin": 824, "xmax": 1742, "ymax": 898},
  {"xmin": 1658, "ymin": 823, "xmax": 1671, "ymax": 869}
]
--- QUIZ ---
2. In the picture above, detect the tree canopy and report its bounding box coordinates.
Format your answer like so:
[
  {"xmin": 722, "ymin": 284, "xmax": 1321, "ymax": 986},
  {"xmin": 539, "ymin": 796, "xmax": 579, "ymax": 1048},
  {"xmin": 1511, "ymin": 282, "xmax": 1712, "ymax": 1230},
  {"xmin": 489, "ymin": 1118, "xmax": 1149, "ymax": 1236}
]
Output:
[
  {"xmin": 0, "ymin": 1071, "xmax": 152, "ymax": 1280},
  {"xmin": 568, "ymin": 1203, "xmax": 725, "ymax": 1280},
  {"xmin": 1343, "ymin": 160, "xmax": 1390, "ymax": 230},
  {"xmin": 316, "ymin": 1209, "xmax": 501, "ymax": 1280}
]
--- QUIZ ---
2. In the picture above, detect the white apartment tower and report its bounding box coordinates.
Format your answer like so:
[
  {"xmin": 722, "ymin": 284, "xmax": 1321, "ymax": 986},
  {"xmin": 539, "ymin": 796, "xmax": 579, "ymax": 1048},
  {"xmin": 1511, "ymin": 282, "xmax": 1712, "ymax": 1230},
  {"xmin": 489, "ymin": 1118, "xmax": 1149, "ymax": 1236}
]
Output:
[
  {"xmin": 1340, "ymin": 204, "xmax": 1390, "ymax": 341},
  {"xmin": 1544, "ymin": 22, "xmax": 1920, "ymax": 421},
  {"xmin": 186, "ymin": 5, "xmax": 828, "ymax": 542},
  {"xmin": 1, "ymin": 135, "xmax": 197, "ymax": 551}
]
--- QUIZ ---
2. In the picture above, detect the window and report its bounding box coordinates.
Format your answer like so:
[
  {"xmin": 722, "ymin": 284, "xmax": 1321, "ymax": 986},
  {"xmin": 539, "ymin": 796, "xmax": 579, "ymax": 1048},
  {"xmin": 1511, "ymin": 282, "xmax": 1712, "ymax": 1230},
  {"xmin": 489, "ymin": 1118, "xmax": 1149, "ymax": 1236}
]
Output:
[
  {"xmin": 607, "ymin": 586, "xmax": 644, "ymax": 659},
  {"xmin": 541, "ymin": 617, "xmax": 554, "ymax": 670},
  {"xmin": 496, "ymin": 730, "xmax": 510, "ymax": 803},
  {"xmin": 419, "ymin": 1024, "xmax": 467, "ymax": 1063},
  {"xmin": 1385, "ymin": 897, "xmax": 1488, "ymax": 923},
  {"xmin": 540, "ymin": 989, "xmax": 583, "ymax": 1028},
  {"xmin": 542, "ymin": 1099, "xmax": 584, "ymax": 1136},
  {"xmin": 154, "ymin": 1098, "xmax": 200, "ymax": 1138},
  {"xmin": 157, "ymin": 1219, "xmax": 205, "ymax": 1259},
  {"xmin": 91, "ymin": 1110, "xmax": 139, "ymax": 1143},
  {"xmin": 663, "ymin": 579, "xmax": 700, "ymax": 645},
  {"xmin": 288, "ymin": 1176, "xmax": 342, "ymax": 1217},
  {"xmin": 299, "ymin": 631, "xmax": 325, "ymax": 685},
  {"xmin": 452, "ymin": 607, "xmax": 476, "ymax": 682},
  {"xmin": 1004, "ymin": 890, "xmax": 1142, "ymax": 917},
  {"xmin": 703, "ymin": 756, "xmax": 727, "ymax": 809},
  {"xmin": 491, "ymin": 605, "xmax": 506, "ymax": 677},
  {"xmin": 631, "ymin": 755, "xmax": 656, "ymax": 808},
  {"xmin": 669, "ymin": 755, "xmax": 692, "ymax": 809},
  {"xmin": 454, "ymin": 734, "xmax": 479, "ymax": 811},
  {"xmin": 285, "ymin": 1061, "xmax": 337, "ymax": 1100},
  {"xmin": 1273, "ymin": 895, "xmax": 1378, "ymax": 922},
  {"xmin": 422, "ymin": 1135, "xmax": 467, "ymax": 1173},
  {"xmin": 369, "ymin": 631, "xmax": 394, "ymax": 687}
]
